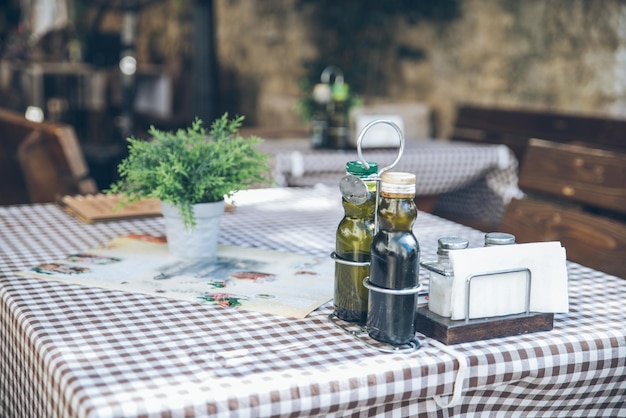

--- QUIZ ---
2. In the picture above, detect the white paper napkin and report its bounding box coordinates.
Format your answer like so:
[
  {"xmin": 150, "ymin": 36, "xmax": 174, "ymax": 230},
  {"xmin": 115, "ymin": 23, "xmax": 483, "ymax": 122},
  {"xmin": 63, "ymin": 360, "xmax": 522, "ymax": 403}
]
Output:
[
  {"xmin": 353, "ymin": 114, "xmax": 405, "ymax": 148},
  {"xmin": 447, "ymin": 241, "xmax": 569, "ymax": 320}
]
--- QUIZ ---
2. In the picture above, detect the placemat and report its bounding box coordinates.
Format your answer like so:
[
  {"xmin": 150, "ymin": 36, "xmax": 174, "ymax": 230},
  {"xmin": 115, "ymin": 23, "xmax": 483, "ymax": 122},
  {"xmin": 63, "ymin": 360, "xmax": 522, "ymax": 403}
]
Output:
[{"xmin": 16, "ymin": 235, "xmax": 334, "ymax": 318}]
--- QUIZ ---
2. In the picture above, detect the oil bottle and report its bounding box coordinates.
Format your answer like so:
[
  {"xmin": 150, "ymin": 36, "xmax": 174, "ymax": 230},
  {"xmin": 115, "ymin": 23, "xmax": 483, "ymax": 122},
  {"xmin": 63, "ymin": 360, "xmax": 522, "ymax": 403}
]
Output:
[{"xmin": 334, "ymin": 161, "xmax": 379, "ymax": 324}]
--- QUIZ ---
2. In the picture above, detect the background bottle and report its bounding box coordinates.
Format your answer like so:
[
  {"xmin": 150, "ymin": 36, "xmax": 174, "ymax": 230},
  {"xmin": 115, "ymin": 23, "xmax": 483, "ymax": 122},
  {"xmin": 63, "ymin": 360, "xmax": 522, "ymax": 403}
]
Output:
[
  {"xmin": 334, "ymin": 161, "xmax": 379, "ymax": 324},
  {"xmin": 367, "ymin": 171, "xmax": 420, "ymax": 345},
  {"xmin": 328, "ymin": 82, "xmax": 350, "ymax": 149},
  {"xmin": 310, "ymin": 83, "xmax": 332, "ymax": 149},
  {"xmin": 427, "ymin": 236, "xmax": 469, "ymax": 317}
]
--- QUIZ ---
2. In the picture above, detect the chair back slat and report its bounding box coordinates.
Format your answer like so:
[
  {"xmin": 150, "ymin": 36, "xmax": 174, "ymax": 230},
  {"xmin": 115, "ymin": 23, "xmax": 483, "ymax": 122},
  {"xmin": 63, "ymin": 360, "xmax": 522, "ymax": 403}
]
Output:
[
  {"xmin": 451, "ymin": 104, "xmax": 626, "ymax": 164},
  {"xmin": 519, "ymin": 138, "xmax": 626, "ymax": 215},
  {"xmin": 501, "ymin": 137, "xmax": 626, "ymax": 278},
  {"xmin": 501, "ymin": 199, "xmax": 626, "ymax": 279}
]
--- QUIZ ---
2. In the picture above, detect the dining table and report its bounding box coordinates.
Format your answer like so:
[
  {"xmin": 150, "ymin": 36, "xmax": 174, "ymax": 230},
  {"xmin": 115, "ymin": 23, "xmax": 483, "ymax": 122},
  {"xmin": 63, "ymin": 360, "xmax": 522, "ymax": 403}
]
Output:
[
  {"xmin": 1, "ymin": 187, "xmax": 625, "ymax": 417},
  {"xmin": 257, "ymin": 137, "xmax": 524, "ymax": 227}
]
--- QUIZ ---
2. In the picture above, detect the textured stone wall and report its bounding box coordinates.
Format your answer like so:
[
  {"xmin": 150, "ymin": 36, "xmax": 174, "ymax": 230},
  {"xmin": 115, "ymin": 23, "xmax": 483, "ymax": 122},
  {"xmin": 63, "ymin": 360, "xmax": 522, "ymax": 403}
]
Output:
[
  {"xmin": 213, "ymin": 0, "xmax": 626, "ymax": 137},
  {"xmin": 214, "ymin": 0, "xmax": 318, "ymax": 127}
]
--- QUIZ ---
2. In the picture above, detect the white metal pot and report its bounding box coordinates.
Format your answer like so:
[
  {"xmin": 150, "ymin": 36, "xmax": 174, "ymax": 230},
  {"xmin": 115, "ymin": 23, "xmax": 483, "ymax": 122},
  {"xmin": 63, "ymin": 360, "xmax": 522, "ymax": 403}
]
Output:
[{"xmin": 160, "ymin": 200, "xmax": 225, "ymax": 259}]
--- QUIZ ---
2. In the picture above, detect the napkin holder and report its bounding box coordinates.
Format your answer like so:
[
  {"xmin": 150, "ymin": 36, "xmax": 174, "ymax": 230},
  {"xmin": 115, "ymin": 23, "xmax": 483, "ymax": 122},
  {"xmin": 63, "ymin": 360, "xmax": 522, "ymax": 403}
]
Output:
[{"xmin": 415, "ymin": 266, "xmax": 554, "ymax": 345}]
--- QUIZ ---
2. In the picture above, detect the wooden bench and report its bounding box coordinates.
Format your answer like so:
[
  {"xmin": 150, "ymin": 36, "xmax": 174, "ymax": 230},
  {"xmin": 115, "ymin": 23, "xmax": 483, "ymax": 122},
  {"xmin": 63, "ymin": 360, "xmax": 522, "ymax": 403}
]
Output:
[
  {"xmin": 501, "ymin": 138, "xmax": 626, "ymax": 279},
  {"xmin": 451, "ymin": 104, "xmax": 626, "ymax": 164},
  {"xmin": 0, "ymin": 107, "xmax": 97, "ymax": 205}
]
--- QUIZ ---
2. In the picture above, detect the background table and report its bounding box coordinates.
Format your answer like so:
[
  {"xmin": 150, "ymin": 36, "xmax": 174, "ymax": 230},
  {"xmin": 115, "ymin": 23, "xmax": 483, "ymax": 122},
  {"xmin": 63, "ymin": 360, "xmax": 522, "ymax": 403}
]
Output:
[
  {"xmin": 1, "ymin": 188, "xmax": 625, "ymax": 417},
  {"xmin": 258, "ymin": 138, "xmax": 524, "ymax": 227}
]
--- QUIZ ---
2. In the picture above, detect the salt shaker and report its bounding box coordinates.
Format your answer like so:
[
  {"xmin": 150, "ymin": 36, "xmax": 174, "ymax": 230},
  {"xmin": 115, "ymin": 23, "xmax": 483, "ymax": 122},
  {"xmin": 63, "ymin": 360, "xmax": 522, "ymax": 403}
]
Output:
[
  {"xmin": 427, "ymin": 237, "xmax": 469, "ymax": 317},
  {"xmin": 484, "ymin": 232, "xmax": 516, "ymax": 246}
]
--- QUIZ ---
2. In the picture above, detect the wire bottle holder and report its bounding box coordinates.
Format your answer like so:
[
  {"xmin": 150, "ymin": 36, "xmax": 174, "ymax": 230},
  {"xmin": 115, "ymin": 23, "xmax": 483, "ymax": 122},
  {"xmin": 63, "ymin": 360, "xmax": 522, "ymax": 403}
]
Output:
[{"xmin": 329, "ymin": 119, "xmax": 422, "ymax": 353}]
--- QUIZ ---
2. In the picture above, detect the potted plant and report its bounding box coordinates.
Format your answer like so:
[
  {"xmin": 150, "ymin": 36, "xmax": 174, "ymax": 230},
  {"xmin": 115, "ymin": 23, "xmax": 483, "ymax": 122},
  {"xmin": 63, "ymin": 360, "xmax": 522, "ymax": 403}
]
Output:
[{"xmin": 108, "ymin": 113, "xmax": 271, "ymax": 259}]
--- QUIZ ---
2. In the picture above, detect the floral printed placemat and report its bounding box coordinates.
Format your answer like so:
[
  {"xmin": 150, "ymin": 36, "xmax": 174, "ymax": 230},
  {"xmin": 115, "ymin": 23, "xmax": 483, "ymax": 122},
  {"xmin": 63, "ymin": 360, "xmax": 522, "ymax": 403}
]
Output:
[{"xmin": 17, "ymin": 235, "xmax": 334, "ymax": 318}]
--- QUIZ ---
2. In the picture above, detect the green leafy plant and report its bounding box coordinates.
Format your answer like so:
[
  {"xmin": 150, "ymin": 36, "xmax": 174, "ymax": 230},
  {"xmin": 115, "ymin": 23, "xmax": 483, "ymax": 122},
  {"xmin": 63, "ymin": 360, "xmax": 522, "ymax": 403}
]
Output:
[{"xmin": 108, "ymin": 113, "xmax": 271, "ymax": 229}]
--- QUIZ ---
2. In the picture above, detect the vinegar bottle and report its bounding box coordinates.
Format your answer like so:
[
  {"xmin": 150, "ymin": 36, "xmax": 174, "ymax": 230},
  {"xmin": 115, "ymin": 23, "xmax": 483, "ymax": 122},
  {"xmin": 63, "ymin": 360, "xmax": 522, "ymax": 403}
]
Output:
[
  {"xmin": 367, "ymin": 171, "xmax": 420, "ymax": 345},
  {"xmin": 334, "ymin": 161, "xmax": 379, "ymax": 324}
]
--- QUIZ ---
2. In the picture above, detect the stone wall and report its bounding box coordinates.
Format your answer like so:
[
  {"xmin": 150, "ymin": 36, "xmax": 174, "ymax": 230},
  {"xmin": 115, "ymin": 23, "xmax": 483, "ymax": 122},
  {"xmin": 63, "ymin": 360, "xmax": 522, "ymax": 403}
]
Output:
[
  {"xmin": 213, "ymin": 0, "xmax": 318, "ymax": 127},
  {"xmin": 212, "ymin": 0, "xmax": 626, "ymax": 137},
  {"xmin": 3, "ymin": 1, "xmax": 625, "ymax": 136}
]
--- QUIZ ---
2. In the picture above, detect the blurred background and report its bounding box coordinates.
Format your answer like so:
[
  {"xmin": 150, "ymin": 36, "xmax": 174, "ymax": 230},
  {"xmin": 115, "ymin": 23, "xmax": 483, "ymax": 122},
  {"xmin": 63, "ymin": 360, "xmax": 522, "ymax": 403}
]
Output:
[{"xmin": 1, "ymin": 0, "xmax": 626, "ymax": 189}]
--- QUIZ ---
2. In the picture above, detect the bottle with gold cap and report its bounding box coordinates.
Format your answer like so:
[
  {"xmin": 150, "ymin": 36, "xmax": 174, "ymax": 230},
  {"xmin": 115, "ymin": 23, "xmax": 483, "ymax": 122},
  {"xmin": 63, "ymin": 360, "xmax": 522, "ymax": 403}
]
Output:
[
  {"xmin": 367, "ymin": 171, "xmax": 420, "ymax": 345},
  {"xmin": 334, "ymin": 160, "xmax": 379, "ymax": 324}
]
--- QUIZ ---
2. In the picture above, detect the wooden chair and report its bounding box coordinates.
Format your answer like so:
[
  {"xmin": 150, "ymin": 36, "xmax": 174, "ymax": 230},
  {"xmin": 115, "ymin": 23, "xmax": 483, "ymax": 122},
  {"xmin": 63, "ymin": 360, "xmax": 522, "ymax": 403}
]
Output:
[
  {"xmin": 501, "ymin": 138, "xmax": 626, "ymax": 278},
  {"xmin": 451, "ymin": 104, "xmax": 626, "ymax": 164},
  {"xmin": 0, "ymin": 107, "xmax": 98, "ymax": 205}
]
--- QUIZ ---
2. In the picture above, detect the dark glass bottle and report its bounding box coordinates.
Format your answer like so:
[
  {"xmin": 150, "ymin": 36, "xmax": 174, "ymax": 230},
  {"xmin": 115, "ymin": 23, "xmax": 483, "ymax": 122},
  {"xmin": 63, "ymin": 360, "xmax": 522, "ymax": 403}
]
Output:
[
  {"xmin": 310, "ymin": 83, "xmax": 331, "ymax": 149},
  {"xmin": 328, "ymin": 83, "xmax": 350, "ymax": 150},
  {"xmin": 367, "ymin": 171, "xmax": 420, "ymax": 345},
  {"xmin": 334, "ymin": 161, "xmax": 379, "ymax": 324}
]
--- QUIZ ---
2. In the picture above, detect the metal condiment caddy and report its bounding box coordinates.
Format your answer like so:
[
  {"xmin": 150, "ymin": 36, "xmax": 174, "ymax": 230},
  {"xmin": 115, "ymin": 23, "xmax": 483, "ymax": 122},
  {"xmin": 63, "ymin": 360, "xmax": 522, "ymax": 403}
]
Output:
[
  {"xmin": 329, "ymin": 119, "xmax": 422, "ymax": 353},
  {"xmin": 329, "ymin": 123, "xmax": 555, "ymax": 348}
]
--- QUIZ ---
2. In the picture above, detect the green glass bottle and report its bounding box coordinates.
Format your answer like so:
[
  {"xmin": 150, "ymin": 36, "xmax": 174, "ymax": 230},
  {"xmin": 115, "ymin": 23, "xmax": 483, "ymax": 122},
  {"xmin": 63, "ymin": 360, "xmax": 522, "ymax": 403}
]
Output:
[{"xmin": 334, "ymin": 160, "xmax": 378, "ymax": 324}]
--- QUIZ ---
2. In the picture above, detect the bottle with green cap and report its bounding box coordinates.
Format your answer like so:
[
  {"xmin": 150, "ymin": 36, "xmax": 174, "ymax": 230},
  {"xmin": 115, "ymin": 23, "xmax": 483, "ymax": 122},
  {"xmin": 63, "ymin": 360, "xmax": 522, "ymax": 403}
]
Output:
[
  {"xmin": 334, "ymin": 160, "xmax": 379, "ymax": 324},
  {"xmin": 328, "ymin": 82, "xmax": 350, "ymax": 149}
]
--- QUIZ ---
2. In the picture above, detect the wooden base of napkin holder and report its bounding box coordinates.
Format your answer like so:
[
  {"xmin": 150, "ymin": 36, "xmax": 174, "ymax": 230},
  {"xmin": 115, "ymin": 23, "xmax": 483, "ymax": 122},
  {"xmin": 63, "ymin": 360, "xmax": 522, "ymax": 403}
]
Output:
[
  {"xmin": 416, "ymin": 265, "xmax": 555, "ymax": 344},
  {"xmin": 415, "ymin": 305, "xmax": 554, "ymax": 345}
]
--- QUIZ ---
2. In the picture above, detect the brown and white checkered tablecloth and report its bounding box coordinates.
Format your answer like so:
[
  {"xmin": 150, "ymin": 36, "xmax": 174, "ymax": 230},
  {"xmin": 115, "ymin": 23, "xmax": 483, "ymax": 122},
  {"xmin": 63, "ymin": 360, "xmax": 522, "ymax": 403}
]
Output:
[
  {"xmin": 259, "ymin": 139, "xmax": 524, "ymax": 224},
  {"xmin": 1, "ymin": 188, "xmax": 625, "ymax": 418}
]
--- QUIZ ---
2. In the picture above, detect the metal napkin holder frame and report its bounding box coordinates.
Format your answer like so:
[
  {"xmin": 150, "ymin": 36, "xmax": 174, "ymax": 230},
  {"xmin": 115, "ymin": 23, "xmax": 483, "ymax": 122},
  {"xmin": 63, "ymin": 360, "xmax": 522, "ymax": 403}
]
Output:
[{"xmin": 421, "ymin": 262, "xmax": 533, "ymax": 323}]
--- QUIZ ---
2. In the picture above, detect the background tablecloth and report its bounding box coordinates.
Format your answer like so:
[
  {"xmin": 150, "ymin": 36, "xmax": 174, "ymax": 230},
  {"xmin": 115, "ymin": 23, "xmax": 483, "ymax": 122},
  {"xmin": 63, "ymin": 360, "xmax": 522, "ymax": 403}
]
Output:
[{"xmin": 260, "ymin": 139, "xmax": 524, "ymax": 226}]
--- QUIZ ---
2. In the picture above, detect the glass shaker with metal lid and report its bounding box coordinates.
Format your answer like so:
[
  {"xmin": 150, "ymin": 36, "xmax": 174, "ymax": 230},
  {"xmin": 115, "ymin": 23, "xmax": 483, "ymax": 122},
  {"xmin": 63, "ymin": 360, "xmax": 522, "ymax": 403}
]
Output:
[
  {"xmin": 424, "ymin": 236, "xmax": 469, "ymax": 317},
  {"xmin": 484, "ymin": 232, "xmax": 516, "ymax": 246}
]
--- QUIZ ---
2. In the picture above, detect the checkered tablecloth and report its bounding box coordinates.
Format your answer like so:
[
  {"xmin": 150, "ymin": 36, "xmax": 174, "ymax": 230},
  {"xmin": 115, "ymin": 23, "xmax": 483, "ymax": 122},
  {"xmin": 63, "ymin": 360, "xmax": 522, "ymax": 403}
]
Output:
[
  {"xmin": 1, "ymin": 188, "xmax": 625, "ymax": 418},
  {"xmin": 259, "ymin": 139, "xmax": 524, "ymax": 225}
]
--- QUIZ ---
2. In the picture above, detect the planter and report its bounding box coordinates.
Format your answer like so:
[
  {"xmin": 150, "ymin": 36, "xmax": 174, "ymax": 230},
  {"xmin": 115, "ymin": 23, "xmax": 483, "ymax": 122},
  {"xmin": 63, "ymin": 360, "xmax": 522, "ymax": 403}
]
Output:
[{"xmin": 161, "ymin": 200, "xmax": 225, "ymax": 259}]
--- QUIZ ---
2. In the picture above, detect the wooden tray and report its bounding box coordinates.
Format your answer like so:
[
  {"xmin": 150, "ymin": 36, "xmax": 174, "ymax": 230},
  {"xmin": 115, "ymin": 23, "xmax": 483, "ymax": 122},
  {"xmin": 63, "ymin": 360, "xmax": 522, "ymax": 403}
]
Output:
[
  {"xmin": 415, "ymin": 304, "xmax": 554, "ymax": 345},
  {"xmin": 57, "ymin": 194, "xmax": 162, "ymax": 223}
]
